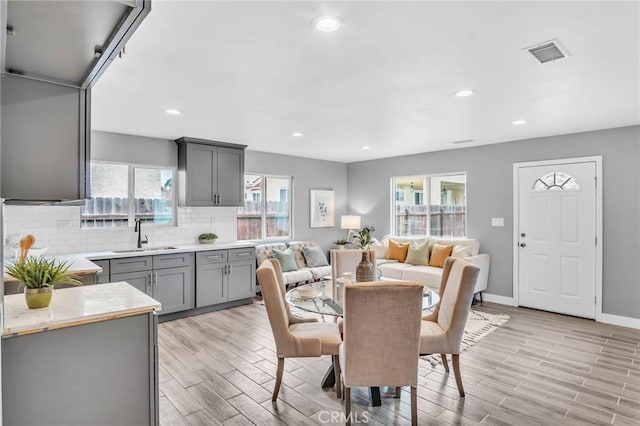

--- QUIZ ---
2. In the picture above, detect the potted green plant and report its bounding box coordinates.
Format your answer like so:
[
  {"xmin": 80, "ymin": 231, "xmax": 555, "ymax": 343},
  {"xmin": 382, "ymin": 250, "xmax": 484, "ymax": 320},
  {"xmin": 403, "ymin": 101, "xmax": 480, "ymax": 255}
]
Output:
[
  {"xmin": 199, "ymin": 233, "xmax": 218, "ymax": 244},
  {"xmin": 6, "ymin": 257, "xmax": 80, "ymax": 309},
  {"xmin": 334, "ymin": 239, "xmax": 349, "ymax": 249}
]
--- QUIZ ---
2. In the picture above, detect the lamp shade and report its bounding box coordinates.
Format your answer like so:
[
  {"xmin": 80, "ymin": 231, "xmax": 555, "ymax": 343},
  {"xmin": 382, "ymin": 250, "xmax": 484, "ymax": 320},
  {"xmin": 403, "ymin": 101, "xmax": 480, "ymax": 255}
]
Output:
[{"xmin": 340, "ymin": 215, "xmax": 361, "ymax": 230}]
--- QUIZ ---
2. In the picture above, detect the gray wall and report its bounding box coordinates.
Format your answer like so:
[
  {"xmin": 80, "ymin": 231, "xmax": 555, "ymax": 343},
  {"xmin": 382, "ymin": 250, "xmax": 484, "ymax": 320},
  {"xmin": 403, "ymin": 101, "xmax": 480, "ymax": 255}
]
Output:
[
  {"xmin": 245, "ymin": 150, "xmax": 348, "ymax": 250},
  {"xmin": 92, "ymin": 131, "xmax": 177, "ymax": 168},
  {"xmin": 347, "ymin": 125, "xmax": 640, "ymax": 319}
]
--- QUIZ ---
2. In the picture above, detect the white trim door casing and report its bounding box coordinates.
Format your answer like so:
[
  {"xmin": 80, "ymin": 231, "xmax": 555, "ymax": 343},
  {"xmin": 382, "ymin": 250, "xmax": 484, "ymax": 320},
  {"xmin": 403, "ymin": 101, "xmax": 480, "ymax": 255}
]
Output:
[{"xmin": 513, "ymin": 157, "xmax": 603, "ymax": 321}]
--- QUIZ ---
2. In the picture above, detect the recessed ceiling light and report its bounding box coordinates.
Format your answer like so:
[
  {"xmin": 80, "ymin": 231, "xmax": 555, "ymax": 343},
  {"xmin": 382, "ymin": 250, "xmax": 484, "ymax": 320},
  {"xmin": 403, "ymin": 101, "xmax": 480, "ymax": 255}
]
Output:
[
  {"xmin": 361, "ymin": 146, "xmax": 371, "ymax": 150},
  {"xmin": 292, "ymin": 132, "xmax": 304, "ymax": 137},
  {"xmin": 165, "ymin": 109, "xmax": 181, "ymax": 115},
  {"xmin": 311, "ymin": 16, "xmax": 344, "ymax": 32},
  {"xmin": 512, "ymin": 119, "xmax": 527, "ymax": 126},
  {"xmin": 454, "ymin": 89, "xmax": 474, "ymax": 97}
]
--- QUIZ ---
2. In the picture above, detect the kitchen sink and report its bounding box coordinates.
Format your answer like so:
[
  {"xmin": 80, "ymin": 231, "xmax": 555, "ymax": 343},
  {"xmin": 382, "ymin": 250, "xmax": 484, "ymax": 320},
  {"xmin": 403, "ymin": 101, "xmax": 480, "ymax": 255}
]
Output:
[{"xmin": 113, "ymin": 246, "xmax": 179, "ymax": 254}]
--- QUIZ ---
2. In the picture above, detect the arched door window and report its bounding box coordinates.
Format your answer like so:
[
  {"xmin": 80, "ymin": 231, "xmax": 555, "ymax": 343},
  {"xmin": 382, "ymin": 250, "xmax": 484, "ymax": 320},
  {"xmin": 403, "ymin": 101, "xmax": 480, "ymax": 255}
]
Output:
[{"xmin": 532, "ymin": 172, "xmax": 580, "ymax": 191}]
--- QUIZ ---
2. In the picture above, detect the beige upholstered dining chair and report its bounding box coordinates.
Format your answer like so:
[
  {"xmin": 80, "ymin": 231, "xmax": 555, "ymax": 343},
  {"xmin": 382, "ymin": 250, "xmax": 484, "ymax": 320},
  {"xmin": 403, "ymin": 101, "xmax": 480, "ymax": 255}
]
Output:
[
  {"xmin": 330, "ymin": 249, "xmax": 376, "ymax": 282},
  {"xmin": 340, "ymin": 281, "xmax": 423, "ymax": 426},
  {"xmin": 256, "ymin": 259, "xmax": 343, "ymax": 401},
  {"xmin": 419, "ymin": 257, "xmax": 479, "ymax": 397}
]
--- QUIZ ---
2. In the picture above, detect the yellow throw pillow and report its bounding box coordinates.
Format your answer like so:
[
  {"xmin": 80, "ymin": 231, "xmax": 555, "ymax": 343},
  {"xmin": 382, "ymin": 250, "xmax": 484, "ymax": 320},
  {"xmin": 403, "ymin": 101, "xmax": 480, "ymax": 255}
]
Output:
[
  {"xmin": 428, "ymin": 244, "xmax": 454, "ymax": 268},
  {"xmin": 386, "ymin": 240, "xmax": 410, "ymax": 262},
  {"xmin": 404, "ymin": 240, "xmax": 430, "ymax": 266}
]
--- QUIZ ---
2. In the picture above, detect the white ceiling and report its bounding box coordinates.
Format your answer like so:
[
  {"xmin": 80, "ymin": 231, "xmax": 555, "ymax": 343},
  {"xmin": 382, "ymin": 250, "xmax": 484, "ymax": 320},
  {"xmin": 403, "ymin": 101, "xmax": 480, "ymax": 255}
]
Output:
[{"xmin": 91, "ymin": 1, "xmax": 640, "ymax": 163}]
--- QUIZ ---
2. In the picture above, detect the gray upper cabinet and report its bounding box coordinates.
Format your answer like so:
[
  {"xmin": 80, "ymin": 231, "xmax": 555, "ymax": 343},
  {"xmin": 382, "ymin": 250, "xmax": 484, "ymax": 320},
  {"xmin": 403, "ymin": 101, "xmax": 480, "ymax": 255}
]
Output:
[
  {"xmin": 0, "ymin": 0, "xmax": 150, "ymax": 203},
  {"xmin": 176, "ymin": 137, "xmax": 247, "ymax": 207}
]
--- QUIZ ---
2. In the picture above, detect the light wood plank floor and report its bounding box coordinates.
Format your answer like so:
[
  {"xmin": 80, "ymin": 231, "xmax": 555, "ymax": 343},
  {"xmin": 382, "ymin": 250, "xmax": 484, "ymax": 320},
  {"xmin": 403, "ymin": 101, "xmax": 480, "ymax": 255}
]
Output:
[{"xmin": 158, "ymin": 302, "xmax": 640, "ymax": 425}]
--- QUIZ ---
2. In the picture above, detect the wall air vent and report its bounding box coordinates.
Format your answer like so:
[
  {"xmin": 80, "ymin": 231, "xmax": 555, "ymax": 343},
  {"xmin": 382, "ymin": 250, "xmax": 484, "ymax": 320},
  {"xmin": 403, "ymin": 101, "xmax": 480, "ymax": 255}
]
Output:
[{"xmin": 524, "ymin": 39, "xmax": 570, "ymax": 64}]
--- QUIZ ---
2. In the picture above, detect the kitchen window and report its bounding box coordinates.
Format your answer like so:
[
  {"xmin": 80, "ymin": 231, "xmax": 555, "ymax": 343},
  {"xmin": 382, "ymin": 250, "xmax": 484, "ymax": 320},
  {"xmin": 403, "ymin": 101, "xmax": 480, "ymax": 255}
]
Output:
[
  {"xmin": 237, "ymin": 174, "xmax": 292, "ymax": 240},
  {"xmin": 81, "ymin": 162, "xmax": 176, "ymax": 228},
  {"xmin": 391, "ymin": 173, "xmax": 466, "ymax": 237}
]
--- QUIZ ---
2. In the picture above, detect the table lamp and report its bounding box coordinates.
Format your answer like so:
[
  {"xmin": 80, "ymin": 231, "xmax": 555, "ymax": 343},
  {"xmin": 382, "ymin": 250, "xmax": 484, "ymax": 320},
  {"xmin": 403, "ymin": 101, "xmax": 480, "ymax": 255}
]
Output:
[{"xmin": 340, "ymin": 215, "xmax": 361, "ymax": 244}]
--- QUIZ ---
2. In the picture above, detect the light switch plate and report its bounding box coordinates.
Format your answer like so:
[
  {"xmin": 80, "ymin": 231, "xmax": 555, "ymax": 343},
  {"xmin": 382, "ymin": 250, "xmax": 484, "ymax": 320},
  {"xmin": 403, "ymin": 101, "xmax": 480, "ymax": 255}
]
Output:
[{"xmin": 491, "ymin": 217, "xmax": 504, "ymax": 227}]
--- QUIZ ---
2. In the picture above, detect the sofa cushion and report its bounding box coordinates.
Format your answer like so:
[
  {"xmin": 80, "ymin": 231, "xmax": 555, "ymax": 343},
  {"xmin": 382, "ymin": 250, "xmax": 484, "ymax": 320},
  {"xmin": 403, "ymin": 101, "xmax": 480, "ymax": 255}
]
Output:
[
  {"xmin": 401, "ymin": 266, "xmax": 443, "ymax": 288},
  {"xmin": 428, "ymin": 244, "xmax": 453, "ymax": 267},
  {"xmin": 405, "ymin": 240, "xmax": 430, "ymax": 266},
  {"xmin": 287, "ymin": 241, "xmax": 319, "ymax": 268},
  {"xmin": 282, "ymin": 269, "xmax": 314, "ymax": 285},
  {"xmin": 452, "ymin": 244, "xmax": 473, "ymax": 258},
  {"xmin": 387, "ymin": 239, "xmax": 410, "ymax": 262},
  {"xmin": 255, "ymin": 243, "xmax": 287, "ymax": 265},
  {"xmin": 370, "ymin": 238, "xmax": 388, "ymax": 259},
  {"xmin": 272, "ymin": 248, "xmax": 298, "ymax": 272},
  {"xmin": 309, "ymin": 265, "xmax": 332, "ymax": 280},
  {"xmin": 430, "ymin": 238, "xmax": 479, "ymax": 256},
  {"xmin": 377, "ymin": 262, "xmax": 413, "ymax": 280},
  {"xmin": 302, "ymin": 246, "xmax": 329, "ymax": 267}
]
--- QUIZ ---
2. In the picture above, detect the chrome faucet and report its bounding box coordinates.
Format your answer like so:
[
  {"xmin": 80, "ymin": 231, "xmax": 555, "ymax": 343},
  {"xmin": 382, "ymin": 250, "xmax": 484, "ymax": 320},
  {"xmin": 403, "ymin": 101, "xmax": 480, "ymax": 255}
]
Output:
[{"xmin": 134, "ymin": 218, "xmax": 149, "ymax": 249}]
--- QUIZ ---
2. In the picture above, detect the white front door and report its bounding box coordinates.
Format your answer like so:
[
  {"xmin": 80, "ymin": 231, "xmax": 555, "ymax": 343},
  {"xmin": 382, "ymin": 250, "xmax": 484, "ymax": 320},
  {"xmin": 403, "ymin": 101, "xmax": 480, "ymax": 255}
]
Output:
[{"xmin": 517, "ymin": 161, "xmax": 597, "ymax": 318}]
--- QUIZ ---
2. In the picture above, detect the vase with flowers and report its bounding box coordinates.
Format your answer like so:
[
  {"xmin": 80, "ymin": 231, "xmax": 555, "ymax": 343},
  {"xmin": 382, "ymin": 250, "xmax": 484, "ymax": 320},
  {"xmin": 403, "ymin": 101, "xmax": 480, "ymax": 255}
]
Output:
[{"xmin": 355, "ymin": 225, "xmax": 376, "ymax": 282}]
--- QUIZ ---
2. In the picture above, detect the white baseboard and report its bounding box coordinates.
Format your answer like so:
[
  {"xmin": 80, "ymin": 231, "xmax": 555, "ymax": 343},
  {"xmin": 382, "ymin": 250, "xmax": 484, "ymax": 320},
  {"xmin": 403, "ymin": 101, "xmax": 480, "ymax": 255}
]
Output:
[
  {"xmin": 481, "ymin": 293, "xmax": 514, "ymax": 306},
  {"xmin": 599, "ymin": 313, "xmax": 640, "ymax": 330}
]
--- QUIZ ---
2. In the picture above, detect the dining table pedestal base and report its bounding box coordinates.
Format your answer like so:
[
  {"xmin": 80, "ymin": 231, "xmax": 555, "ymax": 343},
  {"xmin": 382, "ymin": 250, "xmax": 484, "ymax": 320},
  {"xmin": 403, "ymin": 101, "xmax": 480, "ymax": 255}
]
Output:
[{"xmin": 321, "ymin": 365, "xmax": 382, "ymax": 407}]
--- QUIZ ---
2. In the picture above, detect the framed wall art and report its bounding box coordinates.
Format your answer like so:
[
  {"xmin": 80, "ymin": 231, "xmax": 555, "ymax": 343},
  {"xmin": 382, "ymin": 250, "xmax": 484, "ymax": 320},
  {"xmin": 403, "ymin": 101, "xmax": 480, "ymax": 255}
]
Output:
[{"xmin": 309, "ymin": 189, "xmax": 335, "ymax": 228}]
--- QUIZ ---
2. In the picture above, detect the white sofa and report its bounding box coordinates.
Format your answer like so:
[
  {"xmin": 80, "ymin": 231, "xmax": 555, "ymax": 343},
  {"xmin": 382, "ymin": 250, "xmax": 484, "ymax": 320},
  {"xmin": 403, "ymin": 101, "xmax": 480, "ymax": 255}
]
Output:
[
  {"xmin": 374, "ymin": 236, "xmax": 490, "ymax": 295},
  {"xmin": 255, "ymin": 241, "xmax": 331, "ymax": 286}
]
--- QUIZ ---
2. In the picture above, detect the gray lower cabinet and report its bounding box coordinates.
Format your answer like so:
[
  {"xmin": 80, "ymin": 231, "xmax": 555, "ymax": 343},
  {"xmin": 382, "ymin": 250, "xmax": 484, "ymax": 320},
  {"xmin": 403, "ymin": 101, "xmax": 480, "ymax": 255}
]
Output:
[
  {"xmin": 93, "ymin": 259, "xmax": 111, "ymax": 284},
  {"xmin": 111, "ymin": 270, "xmax": 152, "ymax": 294},
  {"xmin": 2, "ymin": 312, "xmax": 158, "ymax": 426},
  {"xmin": 196, "ymin": 248, "xmax": 255, "ymax": 307},
  {"xmin": 109, "ymin": 253, "xmax": 195, "ymax": 315},
  {"xmin": 153, "ymin": 265, "xmax": 194, "ymax": 314}
]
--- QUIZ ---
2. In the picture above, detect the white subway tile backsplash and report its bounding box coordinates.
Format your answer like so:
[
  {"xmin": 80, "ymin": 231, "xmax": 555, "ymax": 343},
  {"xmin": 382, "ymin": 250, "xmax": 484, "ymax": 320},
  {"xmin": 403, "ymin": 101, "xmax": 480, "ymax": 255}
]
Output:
[{"xmin": 4, "ymin": 205, "xmax": 238, "ymax": 255}]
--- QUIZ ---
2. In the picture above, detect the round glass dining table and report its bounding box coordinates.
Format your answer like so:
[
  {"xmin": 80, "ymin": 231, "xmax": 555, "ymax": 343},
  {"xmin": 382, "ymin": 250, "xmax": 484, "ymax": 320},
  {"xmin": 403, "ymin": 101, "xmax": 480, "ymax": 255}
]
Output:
[
  {"xmin": 285, "ymin": 279, "xmax": 440, "ymax": 317},
  {"xmin": 284, "ymin": 279, "xmax": 439, "ymax": 407}
]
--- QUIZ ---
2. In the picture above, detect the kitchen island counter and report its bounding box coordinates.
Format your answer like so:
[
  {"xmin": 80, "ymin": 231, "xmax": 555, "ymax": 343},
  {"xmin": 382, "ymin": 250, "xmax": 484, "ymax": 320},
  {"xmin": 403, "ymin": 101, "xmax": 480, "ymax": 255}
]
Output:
[
  {"xmin": 3, "ymin": 281, "xmax": 160, "ymax": 337},
  {"xmin": 2, "ymin": 281, "xmax": 161, "ymax": 425}
]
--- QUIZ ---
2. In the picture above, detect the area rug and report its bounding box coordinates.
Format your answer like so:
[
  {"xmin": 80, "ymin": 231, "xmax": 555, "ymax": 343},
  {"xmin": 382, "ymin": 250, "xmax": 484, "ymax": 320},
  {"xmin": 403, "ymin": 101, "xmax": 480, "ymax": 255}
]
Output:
[{"xmin": 420, "ymin": 309, "xmax": 510, "ymax": 366}]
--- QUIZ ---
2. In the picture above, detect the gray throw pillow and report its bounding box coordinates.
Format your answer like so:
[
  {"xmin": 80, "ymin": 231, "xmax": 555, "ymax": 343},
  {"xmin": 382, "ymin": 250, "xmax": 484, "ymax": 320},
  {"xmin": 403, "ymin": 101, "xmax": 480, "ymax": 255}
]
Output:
[
  {"xmin": 272, "ymin": 248, "xmax": 298, "ymax": 272},
  {"xmin": 302, "ymin": 246, "xmax": 329, "ymax": 267}
]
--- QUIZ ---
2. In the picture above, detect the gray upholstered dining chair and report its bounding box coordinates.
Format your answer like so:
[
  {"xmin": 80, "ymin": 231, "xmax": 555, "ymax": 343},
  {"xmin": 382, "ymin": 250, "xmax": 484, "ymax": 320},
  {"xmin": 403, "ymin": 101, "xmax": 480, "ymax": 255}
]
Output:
[
  {"xmin": 256, "ymin": 259, "xmax": 343, "ymax": 401},
  {"xmin": 419, "ymin": 257, "xmax": 479, "ymax": 397},
  {"xmin": 340, "ymin": 281, "xmax": 423, "ymax": 425}
]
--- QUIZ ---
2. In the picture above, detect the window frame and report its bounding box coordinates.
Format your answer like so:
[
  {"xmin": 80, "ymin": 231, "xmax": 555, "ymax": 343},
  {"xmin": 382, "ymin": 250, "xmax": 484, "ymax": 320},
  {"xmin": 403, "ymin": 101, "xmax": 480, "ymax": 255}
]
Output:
[
  {"xmin": 390, "ymin": 172, "xmax": 467, "ymax": 237},
  {"xmin": 237, "ymin": 173, "xmax": 293, "ymax": 241},
  {"xmin": 81, "ymin": 160, "xmax": 177, "ymax": 229}
]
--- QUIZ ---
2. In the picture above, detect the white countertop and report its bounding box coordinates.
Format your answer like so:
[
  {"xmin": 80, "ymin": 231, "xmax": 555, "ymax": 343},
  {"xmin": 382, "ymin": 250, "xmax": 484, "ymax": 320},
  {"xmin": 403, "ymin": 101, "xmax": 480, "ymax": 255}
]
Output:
[
  {"xmin": 4, "ymin": 254, "xmax": 104, "ymax": 282},
  {"xmin": 2, "ymin": 281, "xmax": 161, "ymax": 338},
  {"xmin": 82, "ymin": 240, "xmax": 256, "ymax": 260}
]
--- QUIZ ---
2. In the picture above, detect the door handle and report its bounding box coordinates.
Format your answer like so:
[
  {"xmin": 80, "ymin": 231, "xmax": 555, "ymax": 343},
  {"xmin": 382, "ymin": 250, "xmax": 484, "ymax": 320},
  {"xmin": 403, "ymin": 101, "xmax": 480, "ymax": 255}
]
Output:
[
  {"xmin": 223, "ymin": 264, "xmax": 228, "ymax": 274},
  {"xmin": 520, "ymin": 232, "xmax": 526, "ymax": 237},
  {"xmin": 520, "ymin": 243, "xmax": 526, "ymax": 247},
  {"xmin": 154, "ymin": 272, "xmax": 158, "ymax": 286},
  {"xmin": 228, "ymin": 264, "xmax": 232, "ymax": 275}
]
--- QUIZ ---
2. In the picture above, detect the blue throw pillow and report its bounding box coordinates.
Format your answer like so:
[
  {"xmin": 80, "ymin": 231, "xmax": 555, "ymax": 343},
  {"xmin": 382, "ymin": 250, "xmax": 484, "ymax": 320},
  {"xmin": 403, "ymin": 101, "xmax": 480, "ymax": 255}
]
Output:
[{"xmin": 272, "ymin": 248, "xmax": 298, "ymax": 272}]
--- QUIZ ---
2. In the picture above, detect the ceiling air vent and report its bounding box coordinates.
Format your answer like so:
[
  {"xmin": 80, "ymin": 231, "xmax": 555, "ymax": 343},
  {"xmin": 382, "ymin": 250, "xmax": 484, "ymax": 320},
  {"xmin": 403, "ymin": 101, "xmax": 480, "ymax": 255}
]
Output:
[
  {"xmin": 524, "ymin": 39, "xmax": 570, "ymax": 64},
  {"xmin": 451, "ymin": 139, "xmax": 474, "ymax": 145}
]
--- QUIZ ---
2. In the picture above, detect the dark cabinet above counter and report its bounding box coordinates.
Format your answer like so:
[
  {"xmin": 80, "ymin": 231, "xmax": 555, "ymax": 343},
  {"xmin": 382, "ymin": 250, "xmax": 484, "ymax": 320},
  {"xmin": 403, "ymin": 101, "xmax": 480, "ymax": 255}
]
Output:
[
  {"xmin": 0, "ymin": 0, "xmax": 150, "ymax": 203},
  {"xmin": 176, "ymin": 137, "xmax": 247, "ymax": 207}
]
